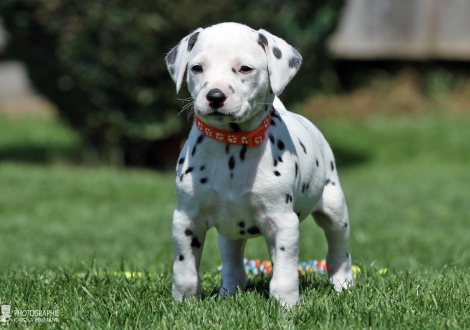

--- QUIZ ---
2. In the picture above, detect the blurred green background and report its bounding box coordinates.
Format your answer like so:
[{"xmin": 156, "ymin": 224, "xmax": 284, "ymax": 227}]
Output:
[
  {"xmin": 0, "ymin": 0, "xmax": 343, "ymax": 168},
  {"xmin": 0, "ymin": 0, "xmax": 469, "ymax": 273}
]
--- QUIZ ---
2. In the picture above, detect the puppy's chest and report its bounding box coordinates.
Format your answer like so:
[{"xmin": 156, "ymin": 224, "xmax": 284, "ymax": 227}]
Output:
[
  {"xmin": 177, "ymin": 139, "xmax": 268, "ymax": 233},
  {"xmin": 177, "ymin": 140, "xmax": 263, "ymax": 203}
]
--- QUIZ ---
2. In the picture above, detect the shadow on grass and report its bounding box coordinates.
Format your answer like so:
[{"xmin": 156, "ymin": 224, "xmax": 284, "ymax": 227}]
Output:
[
  {"xmin": 0, "ymin": 145, "xmax": 81, "ymax": 163},
  {"xmin": 331, "ymin": 145, "xmax": 370, "ymax": 168}
]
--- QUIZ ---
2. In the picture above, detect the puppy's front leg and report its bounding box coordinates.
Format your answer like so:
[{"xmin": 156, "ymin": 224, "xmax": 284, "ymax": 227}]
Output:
[
  {"xmin": 172, "ymin": 209, "xmax": 207, "ymax": 301},
  {"xmin": 265, "ymin": 213, "xmax": 300, "ymax": 307}
]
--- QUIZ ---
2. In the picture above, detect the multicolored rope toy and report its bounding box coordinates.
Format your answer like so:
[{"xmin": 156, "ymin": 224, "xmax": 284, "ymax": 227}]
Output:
[{"xmin": 217, "ymin": 258, "xmax": 328, "ymax": 276}]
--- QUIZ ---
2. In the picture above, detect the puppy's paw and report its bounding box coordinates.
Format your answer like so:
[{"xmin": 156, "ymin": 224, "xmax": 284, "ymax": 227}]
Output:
[
  {"xmin": 270, "ymin": 279, "xmax": 300, "ymax": 308},
  {"xmin": 219, "ymin": 271, "xmax": 248, "ymax": 296},
  {"xmin": 327, "ymin": 253, "xmax": 354, "ymax": 292}
]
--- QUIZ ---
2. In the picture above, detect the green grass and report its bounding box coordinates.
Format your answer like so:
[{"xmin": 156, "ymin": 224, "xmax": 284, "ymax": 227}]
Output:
[
  {"xmin": 0, "ymin": 113, "xmax": 469, "ymax": 328},
  {"xmin": 0, "ymin": 116, "xmax": 82, "ymax": 163}
]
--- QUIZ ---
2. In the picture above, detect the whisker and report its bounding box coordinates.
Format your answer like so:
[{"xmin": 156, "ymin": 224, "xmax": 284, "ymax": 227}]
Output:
[
  {"xmin": 187, "ymin": 108, "xmax": 194, "ymax": 122},
  {"xmin": 179, "ymin": 102, "xmax": 193, "ymax": 114},
  {"xmin": 178, "ymin": 97, "xmax": 193, "ymax": 103}
]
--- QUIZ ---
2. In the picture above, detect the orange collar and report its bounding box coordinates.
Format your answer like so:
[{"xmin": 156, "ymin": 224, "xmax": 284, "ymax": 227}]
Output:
[{"xmin": 194, "ymin": 109, "xmax": 273, "ymax": 147}]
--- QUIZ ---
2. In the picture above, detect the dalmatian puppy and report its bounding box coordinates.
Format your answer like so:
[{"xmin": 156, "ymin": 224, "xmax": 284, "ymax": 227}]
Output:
[{"xmin": 165, "ymin": 22, "xmax": 353, "ymax": 307}]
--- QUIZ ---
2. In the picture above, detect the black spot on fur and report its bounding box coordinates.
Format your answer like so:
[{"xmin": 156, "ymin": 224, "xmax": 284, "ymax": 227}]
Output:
[
  {"xmin": 169, "ymin": 66, "xmax": 175, "ymax": 75},
  {"xmin": 247, "ymin": 226, "xmax": 261, "ymax": 235},
  {"xmin": 299, "ymin": 139, "xmax": 307, "ymax": 154},
  {"xmin": 278, "ymin": 156, "xmax": 283, "ymax": 163},
  {"xmin": 274, "ymin": 159, "xmax": 278, "ymax": 167},
  {"xmin": 178, "ymin": 157, "xmax": 185, "ymax": 165},
  {"xmin": 274, "ymin": 171, "xmax": 281, "ymax": 176},
  {"xmin": 166, "ymin": 46, "xmax": 178, "ymax": 65},
  {"xmin": 325, "ymin": 179, "xmax": 331, "ymax": 185},
  {"xmin": 345, "ymin": 223, "xmax": 348, "ymax": 228},
  {"xmin": 232, "ymin": 68, "xmax": 236, "ymax": 73},
  {"xmin": 187, "ymin": 32, "xmax": 200, "ymax": 51},
  {"xmin": 346, "ymin": 252, "xmax": 349, "ymax": 258},
  {"xmin": 316, "ymin": 159, "xmax": 319, "ymax": 167},
  {"xmin": 288, "ymin": 56, "xmax": 301, "ymax": 70},
  {"xmin": 200, "ymin": 165, "xmax": 205, "ymax": 171},
  {"xmin": 179, "ymin": 174, "xmax": 184, "ymax": 181},
  {"xmin": 295, "ymin": 162, "xmax": 298, "ymax": 178},
  {"xmin": 270, "ymin": 88, "xmax": 273, "ymax": 94},
  {"xmin": 185, "ymin": 167, "xmax": 194, "ymax": 174},
  {"xmin": 271, "ymin": 120, "xmax": 276, "ymax": 126},
  {"xmin": 285, "ymin": 193, "xmax": 293, "ymax": 203},
  {"xmin": 230, "ymin": 123, "xmax": 241, "ymax": 132},
  {"xmin": 306, "ymin": 183, "xmax": 309, "ymax": 190},
  {"xmin": 225, "ymin": 144, "xmax": 230, "ymax": 154},
  {"xmin": 240, "ymin": 145, "xmax": 247, "ymax": 161},
  {"xmin": 277, "ymin": 140, "xmax": 285, "ymax": 151},
  {"xmin": 302, "ymin": 183, "xmax": 306, "ymax": 193},
  {"xmin": 228, "ymin": 156, "xmax": 235, "ymax": 170},
  {"xmin": 271, "ymin": 111, "xmax": 281, "ymax": 121},
  {"xmin": 191, "ymin": 237, "xmax": 202, "ymax": 249},
  {"xmin": 200, "ymin": 178, "xmax": 208, "ymax": 184},
  {"xmin": 280, "ymin": 246, "xmax": 285, "ymax": 251},
  {"xmin": 228, "ymin": 85, "xmax": 235, "ymax": 93},
  {"xmin": 258, "ymin": 33, "xmax": 268, "ymax": 46},
  {"xmin": 331, "ymin": 161, "xmax": 335, "ymax": 171},
  {"xmin": 179, "ymin": 255, "xmax": 184, "ymax": 261},
  {"xmin": 239, "ymin": 230, "xmax": 245, "ymax": 235},
  {"xmin": 230, "ymin": 173, "xmax": 234, "ymax": 179},
  {"xmin": 269, "ymin": 134, "xmax": 275, "ymax": 144},
  {"xmin": 185, "ymin": 229, "xmax": 193, "ymax": 236},
  {"xmin": 203, "ymin": 81, "xmax": 208, "ymax": 88},
  {"xmin": 272, "ymin": 47, "xmax": 282, "ymax": 59},
  {"xmin": 296, "ymin": 212, "xmax": 301, "ymax": 217},
  {"xmin": 238, "ymin": 221, "xmax": 245, "ymax": 228},
  {"xmin": 265, "ymin": 105, "xmax": 268, "ymax": 111},
  {"xmin": 191, "ymin": 135, "xmax": 204, "ymax": 156}
]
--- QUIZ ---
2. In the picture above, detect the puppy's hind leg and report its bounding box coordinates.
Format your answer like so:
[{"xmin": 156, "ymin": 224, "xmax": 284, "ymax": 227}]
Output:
[
  {"xmin": 313, "ymin": 182, "xmax": 353, "ymax": 291},
  {"xmin": 218, "ymin": 235, "xmax": 248, "ymax": 295}
]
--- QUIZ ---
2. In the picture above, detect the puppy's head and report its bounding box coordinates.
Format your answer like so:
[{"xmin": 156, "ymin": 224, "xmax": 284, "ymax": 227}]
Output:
[{"xmin": 165, "ymin": 22, "xmax": 302, "ymax": 125}]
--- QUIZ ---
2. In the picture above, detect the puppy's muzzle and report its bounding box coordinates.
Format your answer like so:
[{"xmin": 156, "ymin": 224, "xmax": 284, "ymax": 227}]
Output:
[{"xmin": 206, "ymin": 88, "xmax": 226, "ymax": 110}]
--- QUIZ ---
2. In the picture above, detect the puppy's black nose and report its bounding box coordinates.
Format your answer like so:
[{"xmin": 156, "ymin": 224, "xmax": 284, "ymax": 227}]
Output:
[{"xmin": 206, "ymin": 88, "xmax": 226, "ymax": 109}]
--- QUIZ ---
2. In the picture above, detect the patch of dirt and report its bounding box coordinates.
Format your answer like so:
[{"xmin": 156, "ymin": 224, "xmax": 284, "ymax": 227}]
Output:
[
  {"xmin": 448, "ymin": 79, "xmax": 470, "ymax": 112},
  {"xmin": 301, "ymin": 69, "xmax": 470, "ymax": 118},
  {"xmin": 0, "ymin": 95, "xmax": 56, "ymax": 117}
]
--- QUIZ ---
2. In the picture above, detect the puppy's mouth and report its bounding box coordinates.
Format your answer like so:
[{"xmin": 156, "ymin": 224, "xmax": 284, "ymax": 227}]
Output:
[
  {"xmin": 205, "ymin": 110, "xmax": 235, "ymax": 123},
  {"xmin": 207, "ymin": 110, "xmax": 226, "ymax": 117},
  {"xmin": 195, "ymin": 106, "xmax": 241, "ymax": 123}
]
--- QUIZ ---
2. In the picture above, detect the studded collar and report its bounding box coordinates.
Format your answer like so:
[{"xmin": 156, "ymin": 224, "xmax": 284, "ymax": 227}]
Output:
[{"xmin": 194, "ymin": 109, "xmax": 273, "ymax": 147}]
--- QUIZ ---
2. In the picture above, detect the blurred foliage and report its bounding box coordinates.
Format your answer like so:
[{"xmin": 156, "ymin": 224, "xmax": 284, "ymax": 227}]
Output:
[{"xmin": 0, "ymin": 0, "xmax": 343, "ymax": 168}]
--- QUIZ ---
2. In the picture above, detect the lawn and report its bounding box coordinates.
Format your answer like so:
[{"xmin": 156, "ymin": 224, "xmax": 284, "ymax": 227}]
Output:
[{"xmin": 0, "ymin": 112, "xmax": 469, "ymax": 329}]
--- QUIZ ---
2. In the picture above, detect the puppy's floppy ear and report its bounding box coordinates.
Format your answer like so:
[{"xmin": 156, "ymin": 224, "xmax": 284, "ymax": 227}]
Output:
[
  {"xmin": 165, "ymin": 28, "xmax": 204, "ymax": 93},
  {"xmin": 257, "ymin": 29, "xmax": 302, "ymax": 95}
]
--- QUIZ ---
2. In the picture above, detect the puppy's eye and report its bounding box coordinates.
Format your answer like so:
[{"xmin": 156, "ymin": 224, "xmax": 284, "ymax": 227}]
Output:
[
  {"xmin": 191, "ymin": 64, "xmax": 203, "ymax": 73},
  {"xmin": 239, "ymin": 66, "xmax": 254, "ymax": 73}
]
